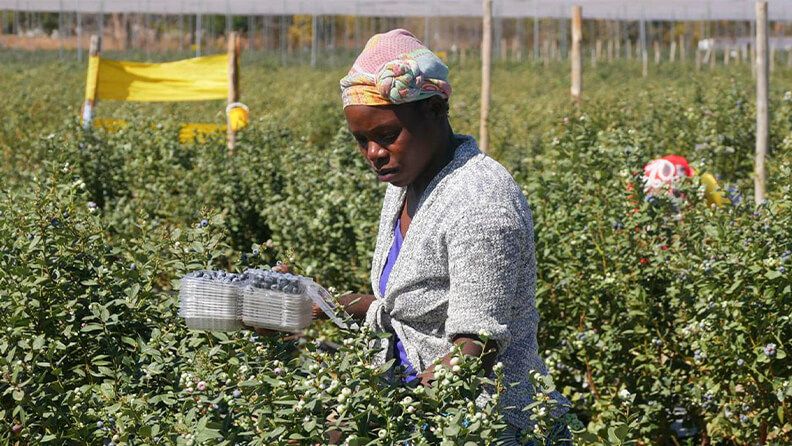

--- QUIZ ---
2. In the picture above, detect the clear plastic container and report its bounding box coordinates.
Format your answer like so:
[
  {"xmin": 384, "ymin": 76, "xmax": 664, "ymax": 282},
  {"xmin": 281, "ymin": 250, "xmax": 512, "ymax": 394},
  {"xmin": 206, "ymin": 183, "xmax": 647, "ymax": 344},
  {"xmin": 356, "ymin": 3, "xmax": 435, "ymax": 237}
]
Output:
[
  {"xmin": 178, "ymin": 269, "xmax": 348, "ymax": 333},
  {"xmin": 178, "ymin": 271, "xmax": 244, "ymax": 331}
]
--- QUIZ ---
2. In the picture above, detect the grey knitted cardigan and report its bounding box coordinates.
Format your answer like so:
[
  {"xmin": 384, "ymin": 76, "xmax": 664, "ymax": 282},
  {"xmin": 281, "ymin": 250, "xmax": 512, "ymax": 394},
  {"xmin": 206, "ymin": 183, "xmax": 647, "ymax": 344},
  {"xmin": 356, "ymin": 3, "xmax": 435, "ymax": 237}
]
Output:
[{"xmin": 365, "ymin": 134, "xmax": 568, "ymax": 430}]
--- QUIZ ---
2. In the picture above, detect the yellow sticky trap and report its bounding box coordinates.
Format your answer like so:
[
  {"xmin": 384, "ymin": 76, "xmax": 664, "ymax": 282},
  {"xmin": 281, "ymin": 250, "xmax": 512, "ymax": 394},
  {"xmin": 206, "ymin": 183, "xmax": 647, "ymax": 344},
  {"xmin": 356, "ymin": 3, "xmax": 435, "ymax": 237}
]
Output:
[
  {"xmin": 92, "ymin": 118, "xmax": 128, "ymax": 132},
  {"xmin": 436, "ymin": 50, "xmax": 448, "ymax": 61},
  {"xmin": 92, "ymin": 54, "xmax": 229, "ymax": 102},
  {"xmin": 179, "ymin": 123, "xmax": 226, "ymax": 144},
  {"xmin": 700, "ymin": 173, "xmax": 728, "ymax": 206},
  {"xmin": 226, "ymin": 102, "xmax": 249, "ymax": 132}
]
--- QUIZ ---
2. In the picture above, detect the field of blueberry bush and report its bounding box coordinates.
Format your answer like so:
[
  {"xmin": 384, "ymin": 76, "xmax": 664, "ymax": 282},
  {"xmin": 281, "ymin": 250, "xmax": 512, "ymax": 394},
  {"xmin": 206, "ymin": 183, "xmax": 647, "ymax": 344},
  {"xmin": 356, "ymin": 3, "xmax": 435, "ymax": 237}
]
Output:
[{"xmin": 0, "ymin": 51, "xmax": 791, "ymax": 445}]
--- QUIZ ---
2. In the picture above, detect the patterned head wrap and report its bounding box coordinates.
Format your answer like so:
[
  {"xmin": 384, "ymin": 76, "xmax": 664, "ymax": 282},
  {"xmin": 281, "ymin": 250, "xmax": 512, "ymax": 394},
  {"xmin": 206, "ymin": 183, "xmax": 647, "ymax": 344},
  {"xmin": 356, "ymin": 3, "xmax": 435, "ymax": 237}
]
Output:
[{"xmin": 340, "ymin": 29, "xmax": 452, "ymax": 108}]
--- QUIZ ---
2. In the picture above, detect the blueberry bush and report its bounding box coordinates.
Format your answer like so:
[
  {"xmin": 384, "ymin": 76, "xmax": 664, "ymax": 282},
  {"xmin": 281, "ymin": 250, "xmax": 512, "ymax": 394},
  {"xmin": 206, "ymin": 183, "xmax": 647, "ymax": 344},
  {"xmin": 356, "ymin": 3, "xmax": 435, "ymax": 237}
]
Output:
[{"xmin": 1, "ymin": 54, "xmax": 790, "ymax": 444}]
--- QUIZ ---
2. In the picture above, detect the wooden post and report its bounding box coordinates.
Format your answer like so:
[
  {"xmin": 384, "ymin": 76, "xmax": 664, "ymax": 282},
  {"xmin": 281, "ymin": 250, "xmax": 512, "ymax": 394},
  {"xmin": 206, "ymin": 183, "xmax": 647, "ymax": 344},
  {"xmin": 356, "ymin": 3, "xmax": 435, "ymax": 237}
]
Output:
[
  {"xmin": 595, "ymin": 39, "xmax": 602, "ymax": 62},
  {"xmin": 195, "ymin": 13, "xmax": 202, "ymax": 56},
  {"xmin": 81, "ymin": 35, "xmax": 101, "ymax": 129},
  {"xmin": 607, "ymin": 38, "xmax": 614, "ymax": 61},
  {"xmin": 653, "ymin": 40, "xmax": 660, "ymax": 64},
  {"xmin": 751, "ymin": 18, "xmax": 757, "ymax": 78},
  {"xmin": 480, "ymin": 0, "xmax": 492, "ymax": 154},
  {"xmin": 533, "ymin": 14, "xmax": 539, "ymax": 60},
  {"xmin": 670, "ymin": 40, "xmax": 677, "ymax": 62},
  {"xmin": 639, "ymin": 19, "xmax": 648, "ymax": 77},
  {"xmin": 755, "ymin": 1, "xmax": 768, "ymax": 205},
  {"xmin": 679, "ymin": 34, "xmax": 686, "ymax": 61},
  {"xmin": 311, "ymin": 15, "xmax": 318, "ymax": 67},
  {"xmin": 227, "ymin": 32, "xmax": 241, "ymax": 155},
  {"xmin": 543, "ymin": 40, "xmax": 550, "ymax": 67},
  {"xmin": 570, "ymin": 5, "xmax": 582, "ymax": 105},
  {"xmin": 77, "ymin": 11, "xmax": 83, "ymax": 62}
]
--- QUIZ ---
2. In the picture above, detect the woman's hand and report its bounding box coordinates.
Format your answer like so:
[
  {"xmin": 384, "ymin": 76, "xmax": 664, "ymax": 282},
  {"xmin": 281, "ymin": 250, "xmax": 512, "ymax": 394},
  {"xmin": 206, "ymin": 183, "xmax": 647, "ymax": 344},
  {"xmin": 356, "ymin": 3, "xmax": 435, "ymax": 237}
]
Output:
[
  {"xmin": 416, "ymin": 335, "xmax": 499, "ymax": 387},
  {"xmin": 418, "ymin": 365, "xmax": 436, "ymax": 387}
]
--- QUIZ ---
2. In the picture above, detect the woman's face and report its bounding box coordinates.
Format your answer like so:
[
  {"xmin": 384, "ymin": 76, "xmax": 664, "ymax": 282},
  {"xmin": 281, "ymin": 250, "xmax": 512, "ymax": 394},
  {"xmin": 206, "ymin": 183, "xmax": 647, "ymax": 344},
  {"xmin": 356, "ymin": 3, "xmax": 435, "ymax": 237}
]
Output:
[{"xmin": 344, "ymin": 99, "xmax": 445, "ymax": 188}]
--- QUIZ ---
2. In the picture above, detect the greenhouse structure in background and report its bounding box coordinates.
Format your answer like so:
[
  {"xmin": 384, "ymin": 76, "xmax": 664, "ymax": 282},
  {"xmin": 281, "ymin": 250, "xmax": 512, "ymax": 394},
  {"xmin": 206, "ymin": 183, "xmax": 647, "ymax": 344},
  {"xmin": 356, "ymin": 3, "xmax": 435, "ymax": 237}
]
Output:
[{"xmin": 2, "ymin": 0, "xmax": 792, "ymax": 68}]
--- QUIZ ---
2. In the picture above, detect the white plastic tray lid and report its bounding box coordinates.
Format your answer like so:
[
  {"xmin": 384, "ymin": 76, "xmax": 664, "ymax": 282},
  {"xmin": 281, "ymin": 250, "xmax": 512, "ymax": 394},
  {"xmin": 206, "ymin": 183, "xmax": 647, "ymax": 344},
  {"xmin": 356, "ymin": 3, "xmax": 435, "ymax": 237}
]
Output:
[{"xmin": 301, "ymin": 279, "xmax": 348, "ymax": 329}]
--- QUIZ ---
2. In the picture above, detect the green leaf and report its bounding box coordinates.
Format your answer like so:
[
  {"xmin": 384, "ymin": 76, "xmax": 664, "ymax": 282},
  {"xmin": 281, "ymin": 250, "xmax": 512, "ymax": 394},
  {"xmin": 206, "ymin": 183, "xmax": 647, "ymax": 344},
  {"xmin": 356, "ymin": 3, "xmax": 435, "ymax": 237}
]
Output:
[
  {"xmin": 32, "ymin": 335, "xmax": 45, "ymax": 350},
  {"xmin": 765, "ymin": 270, "xmax": 782, "ymax": 280},
  {"xmin": 443, "ymin": 424, "xmax": 460, "ymax": 437}
]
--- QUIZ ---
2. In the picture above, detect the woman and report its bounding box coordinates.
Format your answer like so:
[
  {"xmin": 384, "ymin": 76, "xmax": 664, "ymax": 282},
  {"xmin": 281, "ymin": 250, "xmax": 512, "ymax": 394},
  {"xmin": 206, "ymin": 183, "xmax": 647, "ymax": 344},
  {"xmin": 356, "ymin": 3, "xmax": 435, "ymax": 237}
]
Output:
[{"xmin": 274, "ymin": 29, "xmax": 570, "ymax": 444}]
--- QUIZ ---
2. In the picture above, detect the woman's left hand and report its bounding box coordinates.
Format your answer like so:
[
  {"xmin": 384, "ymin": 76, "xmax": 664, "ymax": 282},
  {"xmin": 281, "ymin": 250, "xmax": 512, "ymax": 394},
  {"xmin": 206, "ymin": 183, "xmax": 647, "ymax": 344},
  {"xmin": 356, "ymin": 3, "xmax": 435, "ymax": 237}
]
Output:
[{"xmin": 418, "ymin": 366, "xmax": 436, "ymax": 387}]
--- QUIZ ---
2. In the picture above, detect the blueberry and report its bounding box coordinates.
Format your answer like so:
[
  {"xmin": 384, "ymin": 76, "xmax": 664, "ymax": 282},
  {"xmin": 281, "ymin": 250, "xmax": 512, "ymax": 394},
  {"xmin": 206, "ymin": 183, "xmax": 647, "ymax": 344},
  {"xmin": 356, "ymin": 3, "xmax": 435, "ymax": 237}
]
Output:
[
  {"xmin": 739, "ymin": 414, "xmax": 749, "ymax": 424},
  {"xmin": 199, "ymin": 219, "xmax": 208, "ymax": 228},
  {"xmin": 252, "ymin": 248, "xmax": 259, "ymax": 256},
  {"xmin": 87, "ymin": 201, "xmax": 98, "ymax": 210},
  {"xmin": 779, "ymin": 267, "xmax": 786, "ymax": 273},
  {"xmin": 241, "ymin": 253, "xmax": 248, "ymax": 263},
  {"xmin": 764, "ymin": 343, "xmax": 777, "ymax": 357},
  {"xmin": 96, "ymin": 421, "xmax": 104, "ymax": 428},
  {"xmin": 737, "ymin": 359, "xmax": 745, "ymax": 366},
  {"xmin": 270, "ymin": 284, "xmax": 279, "ymax": 290},
  {"xmin": 129, "ymin": 263, "xmax": 136, "ymax": 271},
  {"xmin": 233, "ymin": 389, "xmax": 241, "ymax": 398},
  {"xmin": 50, "ymin": 218, "xmax": 60, "ymax": 227}
]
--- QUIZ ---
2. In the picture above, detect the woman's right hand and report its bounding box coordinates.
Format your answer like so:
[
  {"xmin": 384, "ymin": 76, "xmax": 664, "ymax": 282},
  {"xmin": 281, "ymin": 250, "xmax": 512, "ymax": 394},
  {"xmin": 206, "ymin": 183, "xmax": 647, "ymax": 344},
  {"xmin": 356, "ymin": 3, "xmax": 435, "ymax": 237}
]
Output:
[{"xmin": 312, "ymin": 303, "xmax": 329, "ymax": 320}]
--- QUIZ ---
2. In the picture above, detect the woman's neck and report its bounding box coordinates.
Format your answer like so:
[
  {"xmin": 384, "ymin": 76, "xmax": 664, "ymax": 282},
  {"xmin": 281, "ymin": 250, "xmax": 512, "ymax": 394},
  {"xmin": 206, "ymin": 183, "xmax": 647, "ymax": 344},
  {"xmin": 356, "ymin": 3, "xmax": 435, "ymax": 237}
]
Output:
[{"xmin": 407, "ymin": 127, "xmax": 457, "ymax": 207}]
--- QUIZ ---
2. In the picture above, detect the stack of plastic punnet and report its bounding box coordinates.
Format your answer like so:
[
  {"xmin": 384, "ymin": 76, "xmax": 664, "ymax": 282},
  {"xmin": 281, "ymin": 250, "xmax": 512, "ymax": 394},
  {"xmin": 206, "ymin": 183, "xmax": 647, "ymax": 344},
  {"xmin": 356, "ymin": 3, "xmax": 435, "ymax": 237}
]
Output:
[
  {"xmin": 239, "ymin": 269, "xmax": 311, "ymax": 332},
  {"xmin": 178, "ymin": 268, "xmax": 348, "ymax": 333},
  {"xmin": 240, "ymin": 269, "xmax": 348, "ymax": 333},
  {"xmin": 179, "ymin": 270, "xmax": 244, "ymax": 331}
]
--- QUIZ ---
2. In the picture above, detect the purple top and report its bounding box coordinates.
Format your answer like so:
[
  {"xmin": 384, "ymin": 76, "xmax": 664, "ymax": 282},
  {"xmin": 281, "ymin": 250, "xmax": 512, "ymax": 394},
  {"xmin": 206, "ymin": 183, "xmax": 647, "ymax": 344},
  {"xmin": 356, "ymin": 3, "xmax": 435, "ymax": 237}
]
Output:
[{"xmin": 378, "ymin": 218, "xmax": 419, "ymax": 382}]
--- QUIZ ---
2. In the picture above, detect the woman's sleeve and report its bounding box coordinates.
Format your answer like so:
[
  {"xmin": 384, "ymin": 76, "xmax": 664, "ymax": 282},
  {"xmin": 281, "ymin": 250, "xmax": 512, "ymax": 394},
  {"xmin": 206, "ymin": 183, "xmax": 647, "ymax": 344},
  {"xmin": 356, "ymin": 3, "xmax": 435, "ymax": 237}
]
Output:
[{"xmin": 444, "ymin": 204, "xmax": 533, "ymax": 353}]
